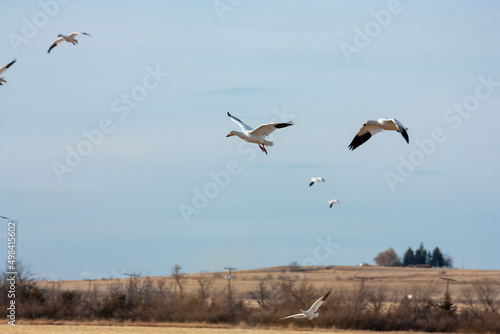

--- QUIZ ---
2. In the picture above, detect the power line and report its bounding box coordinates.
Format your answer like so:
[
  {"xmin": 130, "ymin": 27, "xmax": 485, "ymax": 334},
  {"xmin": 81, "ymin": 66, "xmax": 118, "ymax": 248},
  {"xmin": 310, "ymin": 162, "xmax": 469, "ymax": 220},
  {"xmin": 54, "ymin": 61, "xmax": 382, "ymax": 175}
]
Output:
[
  {"xmin": 224, "ymin": 267, "xmax": 236, "ymax": 289},
  {"xmin": 83, "ymin": 278, "xmax": 96, "ymax": 291},
  {"xmin": 354, "ymin": 275, "xmax": 374, "ymax": 289},
  {"xmin": 439, "ymin": 277, "xmax": 457, "ymax": 295}
]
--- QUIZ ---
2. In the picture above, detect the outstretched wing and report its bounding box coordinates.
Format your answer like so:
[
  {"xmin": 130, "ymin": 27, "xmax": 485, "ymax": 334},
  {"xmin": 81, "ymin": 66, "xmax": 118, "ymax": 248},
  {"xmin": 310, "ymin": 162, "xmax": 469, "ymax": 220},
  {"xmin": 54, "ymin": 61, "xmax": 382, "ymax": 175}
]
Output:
[
  {"xmin": 281, "ymin": 313, "xmax": 306, "ymax": 320},
  {"xmin": 392, "ymin": 119, "xmax": 409, "ymax": 144},
  {"xmin": 48, "ymin": 38, "xmax": 64, "ymax": 53},
  {"xmin": 348, "ymin": 123, "xmax": 383, "ymax": 151},
  {"xmin": 308, "ymin": 291, "xmax": 331, "ymax": 312},
  {"xmin": 227, "ymin": 112, "xmax": 253, "ymax": 132},
  {"xmin": 0, "ymin": 59, "xmax": 16, "ymax": 75},
  {"xmin": 250, "ymin": 121, "xmax": 293, "ymax": 138},
  {"xmin": 69, "ymin": 32, "xmax": 91, "ymax": 37}
]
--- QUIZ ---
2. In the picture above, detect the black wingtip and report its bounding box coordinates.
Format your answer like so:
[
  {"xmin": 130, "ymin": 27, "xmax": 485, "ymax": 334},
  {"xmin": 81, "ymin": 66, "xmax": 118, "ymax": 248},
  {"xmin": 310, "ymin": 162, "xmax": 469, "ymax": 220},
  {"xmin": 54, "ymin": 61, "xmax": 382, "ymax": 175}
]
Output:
[
  {"xmin": 348, "ymin": 132, "xmax": 371, "ymax": 151},
  {"xmin": 309, "ymin": 182, "xmax": 314, "ymax": 187},
  {"xmin": 274, "ymin": 121, "xmax": 294, "ymax": 129},
  {"xmin": 6, "ymin": 59, "xmax": 16, "ymax": 68},
  {"xmin": 402, "ymin": 130, "xmax": 409, "ymax": 144}
]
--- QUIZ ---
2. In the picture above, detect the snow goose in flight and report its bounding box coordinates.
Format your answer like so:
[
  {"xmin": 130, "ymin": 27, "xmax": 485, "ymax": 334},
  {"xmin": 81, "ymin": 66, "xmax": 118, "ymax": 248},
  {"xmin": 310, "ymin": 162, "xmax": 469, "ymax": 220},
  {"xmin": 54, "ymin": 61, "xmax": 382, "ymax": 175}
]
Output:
[
  {"xmin": 328, "ymin": 200, "xmax": 340, "ymax": 208},
  {"xmin": 348, "ymin": 118, "xmax": 409, "ymax": 151},
  {"xmin": 0, "ymin": 59, "xmax": 16, "ymax": 85},
  {"xmin": 281, "ymin": 291, "xmax": 331, "ymax": 320},
  {"xmin": 226, "ymin": 112, "xmax": 293, "ymax": 155},
  {"xmin": 309, "ymin": 177, "xmax": 325, "ymax": 187},
  {"xmin": 48, "ymin": 32, "xmax": 91, "ymax": 53}
]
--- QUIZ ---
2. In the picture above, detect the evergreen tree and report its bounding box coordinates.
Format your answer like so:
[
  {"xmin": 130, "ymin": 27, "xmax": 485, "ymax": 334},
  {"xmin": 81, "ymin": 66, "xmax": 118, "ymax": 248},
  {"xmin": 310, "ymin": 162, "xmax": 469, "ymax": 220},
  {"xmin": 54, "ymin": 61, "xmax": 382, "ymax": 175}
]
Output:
[
  {"xmin": 403, "ymin": 247, "xmax": 415, "ymax": 266},
  {"xmin": 432, "ymin": 247, "xmax": 445, "ymax": 267},
  {"xmin": 436, "ymin": 291, "xmax": 457, "ymax": 316},
  {"xmin": 415, "ymin": 243, "xmax": 427, "ymax": 265}
]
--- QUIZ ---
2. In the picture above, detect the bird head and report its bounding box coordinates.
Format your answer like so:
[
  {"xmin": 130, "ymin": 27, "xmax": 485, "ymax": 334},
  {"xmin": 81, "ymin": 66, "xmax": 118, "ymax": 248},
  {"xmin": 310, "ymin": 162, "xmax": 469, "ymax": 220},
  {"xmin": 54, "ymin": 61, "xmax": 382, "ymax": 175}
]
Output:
[
  {"xmin": 226, "ymin": 131, "xmax": 235, "ymax": 138},
  {"xmin": 57, "ymin": 34, "xmax": 63, "ymax": 37}
]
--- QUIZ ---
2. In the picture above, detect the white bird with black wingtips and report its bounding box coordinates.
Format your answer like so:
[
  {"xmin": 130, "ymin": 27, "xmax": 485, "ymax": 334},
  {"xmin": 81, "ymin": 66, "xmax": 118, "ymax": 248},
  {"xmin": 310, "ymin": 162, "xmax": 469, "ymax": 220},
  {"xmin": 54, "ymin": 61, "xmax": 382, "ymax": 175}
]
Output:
[
  {"xmin": 226, "ymin": 112, "xmax": 293, "ymax": 155},
  {"xmin": 0, "ymin": 59, "xmax": 16, "ymax": 85},
  {"xmin": 348, "ymin": 118, "xmax": 409, "ymax": 151},
  {"xmin": 48, "ymin": 32, "xmax": 91, "ymax": 54},
  {"xmin": 309, "ymin": 177, "xmax": 325, "ymax": 187},
  {"xmin": 328, "ymin": 199, "xmax": 340, "ymax": 208},
  {"xmin": 281, "ymin": 291, "xmax": 331, "ymax": 320}
]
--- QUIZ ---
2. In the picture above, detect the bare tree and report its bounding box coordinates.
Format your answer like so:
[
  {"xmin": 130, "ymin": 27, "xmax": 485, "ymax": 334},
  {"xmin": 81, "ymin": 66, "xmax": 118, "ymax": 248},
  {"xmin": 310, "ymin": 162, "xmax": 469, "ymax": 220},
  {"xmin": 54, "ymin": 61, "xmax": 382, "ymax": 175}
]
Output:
[
  {"xmin": 366, "ymin": 285, "xmax": 388, "ymax": 314},
  {"xmin": 194, "ymin": 271, "xmax": 213, "ymax": 302},
  {"xmin": 288, "ymin": 261, "xmax": 302, "ymax": 272},
  {"xmin": 249, "ymin": 275, "xmax": 273, "ymax": 309},
  {"xmin": 474, "ymin": 279, "xmax": 499, "ymax": 317},
  {"xmin": 171, "ymin": 264, "xmax": 185, "ymax": 299},
  {"xmin": 374, "ymin": 248, "xmax": 402, "ymax": 267}
]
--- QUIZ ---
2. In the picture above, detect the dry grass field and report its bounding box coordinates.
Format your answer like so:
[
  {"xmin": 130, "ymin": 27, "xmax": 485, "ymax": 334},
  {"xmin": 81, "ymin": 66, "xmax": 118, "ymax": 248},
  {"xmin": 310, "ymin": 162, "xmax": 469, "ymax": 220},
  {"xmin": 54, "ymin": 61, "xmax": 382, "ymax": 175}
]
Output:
[
  {"xmin": 16, "ymin": 265, "xmax": 497, "ymax": 333},
  {"xmin": 38, "ymin": 265, "xmax": 500, "ymax": 302},
  {"xmin": 2, "ymin": 323, "xmax": 439, "ymax": 334}
]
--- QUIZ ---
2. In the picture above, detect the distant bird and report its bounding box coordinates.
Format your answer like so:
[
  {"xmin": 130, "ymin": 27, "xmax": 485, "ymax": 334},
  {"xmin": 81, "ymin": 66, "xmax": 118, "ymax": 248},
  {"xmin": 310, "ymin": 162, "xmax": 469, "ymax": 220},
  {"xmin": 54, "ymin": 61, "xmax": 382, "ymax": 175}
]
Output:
[
  {"xmin": 226, "ymin": 112, "xmax": 293, "ymax": 155},
  {"xmin": 0, "ymin": 59, "xmax": 16, "ymax": 85},
  {"xmin": 48, "ymin": 32, "xmax": 91, "ymax": 53},
  {"xmin": 348, "ymin": 118, "xmax": 409, "ymax": 151},
  {"xmin": 309, "ymin": 177, "xmax": 325, "ymax": 187},
  {"xmin": 0, "ymin": 216, "xmax": 9, "ymax": 219},
  {"xmin": 328, "ymin": 200, "xmax": 340, "ymax": 208},
  {"xmin": 281, "ymin": 291, "xmax": 331, "ymax": 320}
]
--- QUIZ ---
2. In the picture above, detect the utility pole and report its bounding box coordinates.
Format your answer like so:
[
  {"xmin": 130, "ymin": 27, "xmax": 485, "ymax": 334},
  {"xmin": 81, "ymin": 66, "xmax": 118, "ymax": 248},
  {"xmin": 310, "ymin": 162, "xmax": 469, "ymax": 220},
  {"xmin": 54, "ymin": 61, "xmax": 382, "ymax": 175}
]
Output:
[
  {"xmin": 224, "ymin": 267, "xmax": 236, "ymax": 289},
  {"xmin": 354, "ymin": 275, "xmax": 373, "ymax": 289},
  {"xmin": 83, "ymin": 278, "xmax": 96, "ymax": 291},
  {"xmin": 123, "ymin": 272, "xmax": 140, "ymax": 278},
  {"xmin": 440, "ymin": 277, "xmax": 457, "ymax": 295}
]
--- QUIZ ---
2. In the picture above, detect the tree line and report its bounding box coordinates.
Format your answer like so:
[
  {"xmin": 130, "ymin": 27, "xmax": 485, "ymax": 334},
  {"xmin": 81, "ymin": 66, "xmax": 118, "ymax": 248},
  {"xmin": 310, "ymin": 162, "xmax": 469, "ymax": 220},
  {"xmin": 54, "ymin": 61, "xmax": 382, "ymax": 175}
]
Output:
[
  {"xmin": 375, "ymin": 243, "xmax": 453, "ymax": 267},
  {"xmin": 2, "ymin": 262, "xmax": 499, "ymax": 332},
  {"xmin": 0, "ymin": 265, "xmax": 500, "ymax": 333}
]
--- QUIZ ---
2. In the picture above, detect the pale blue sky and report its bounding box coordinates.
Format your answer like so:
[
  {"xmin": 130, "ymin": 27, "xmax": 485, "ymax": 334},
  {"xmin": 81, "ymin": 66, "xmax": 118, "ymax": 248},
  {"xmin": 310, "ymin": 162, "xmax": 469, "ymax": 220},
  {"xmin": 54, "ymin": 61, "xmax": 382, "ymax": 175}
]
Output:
[{"xmin": 1, "ymin": 1, "xmax": 499, "ymax": 280}]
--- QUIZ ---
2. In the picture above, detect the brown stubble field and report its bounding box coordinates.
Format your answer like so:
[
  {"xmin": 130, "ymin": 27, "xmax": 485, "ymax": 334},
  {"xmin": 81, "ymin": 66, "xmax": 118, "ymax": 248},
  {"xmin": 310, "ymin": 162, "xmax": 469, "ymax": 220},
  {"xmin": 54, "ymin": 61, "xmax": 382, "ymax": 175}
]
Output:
[
  {"xmin": 1, "ymin": 323, "xmax": 441, "ymax": 334},
  {"xmin": 20, "ymin": 265, "xmax": 499, "ymax": 333}
]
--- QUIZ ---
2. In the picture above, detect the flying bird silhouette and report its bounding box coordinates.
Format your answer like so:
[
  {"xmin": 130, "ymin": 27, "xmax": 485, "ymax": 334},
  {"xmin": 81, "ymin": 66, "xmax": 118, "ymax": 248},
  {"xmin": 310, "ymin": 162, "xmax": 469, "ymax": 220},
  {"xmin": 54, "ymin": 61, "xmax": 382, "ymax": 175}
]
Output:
[
  {"xmin": 0, "ymin": 59, "xmax": 16, "ymax": 85},
  {"xmin": 348, "ymin": 118, "xmax": 409, "ymax": 150},
  {"xmin": 309, "ymin": 177, "xmax": 325, "ymax": 187},
  {"xmin": 281, "ymin": 291, "xmax": 331, "ymax": 320},
  {"xmin": 328, "ymin": 200, "xmax": 340, "ymax": 208},
  {"xmin": 226, "ymin": 112, "xmax": 293, "ymax": 155},
  {"xmin": 48, "ymin": 32, "xmax": 91, "ymax": 53}
]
